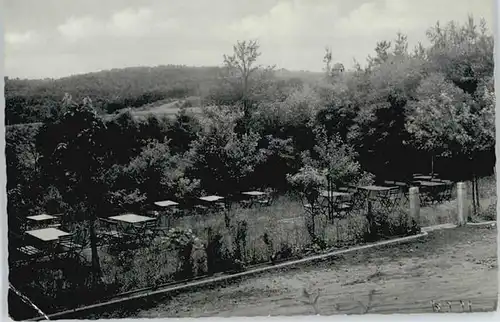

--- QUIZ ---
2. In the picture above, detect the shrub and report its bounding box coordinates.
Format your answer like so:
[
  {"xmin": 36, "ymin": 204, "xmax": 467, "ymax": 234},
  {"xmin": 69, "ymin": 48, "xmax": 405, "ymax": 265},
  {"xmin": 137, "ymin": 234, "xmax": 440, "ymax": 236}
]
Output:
[
  {"xmin": 204, "ymin": 226, "xmax": 244, "ymax": 274},
  {"xmin": 363, "ymin": 209, "xmax": 420, "ymax": 242},
  {"xmin": 163, "ymin": 228, "xmax": 203, "ymax": 279},
  {"xmin": 479, "ymin": 201, "xmax": 497, "ymax": 221},
  {"xmin": 287, "ymin": 165, "xmax": 327, "ymax": 203},
  {"xmin": 272, "ymin": 243, "xmax": 295, "ymax": 262},
  {"xmin": 234, "ymin": 220, "xmax": 248, "ymax": 262}
]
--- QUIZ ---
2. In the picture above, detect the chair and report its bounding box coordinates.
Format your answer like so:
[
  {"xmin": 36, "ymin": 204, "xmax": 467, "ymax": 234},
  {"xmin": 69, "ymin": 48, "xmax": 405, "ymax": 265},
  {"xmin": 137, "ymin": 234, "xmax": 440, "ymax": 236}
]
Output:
[
  {"xmin": 434, "ymin": 182, "xmax": 453, "ymax": 203},
  {"xmin": 258, "ymin": 190, "xmax": 277, "ymax": 207},
  {"xmin": 193, "ymin": 204, "xmax": 209, "ymax": 216},
  {"xmin": 58, "ymin": 232, "xmax": 86, "ymax": 260},
  {"xmin": 97, "ymin": 218, "xmax": 126, "ymax": 245},
  {"xmin": 393, "ymin": 182, "xmax": 410, "ymax": 203},
  {"xmin": 13, "ymin": 239, "xmax": 48, "ymax": 266},
  {"xmin": 239, "ymin": 199, "xmax": 254, "ymax": 208},
  {"xmin": 303, "ymin": 202, "xmax": 325, "ymax": 216},
  {"xmin": 17, "ymin": 245, "xmax": 44, "ymax": 258},
  {"xmin": 138, "ymin": 218, "xmax": 160, "ymax": 241}
]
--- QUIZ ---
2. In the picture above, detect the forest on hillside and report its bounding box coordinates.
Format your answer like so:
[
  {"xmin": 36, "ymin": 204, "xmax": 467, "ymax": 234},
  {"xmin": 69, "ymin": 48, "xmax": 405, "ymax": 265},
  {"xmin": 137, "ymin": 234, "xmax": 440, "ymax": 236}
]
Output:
[{"xmin": 4, "ymin": 65, "xmax": 322, "ymax": 124}]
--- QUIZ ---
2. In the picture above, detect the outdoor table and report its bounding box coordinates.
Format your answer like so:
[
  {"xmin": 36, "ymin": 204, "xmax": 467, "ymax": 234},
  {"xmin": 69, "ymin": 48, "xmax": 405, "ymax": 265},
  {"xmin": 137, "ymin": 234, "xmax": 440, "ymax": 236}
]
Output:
[
  {"xmin": 199, "ymin": 195, "xmax": 224, "ymax": 202},
  {"xmin": 319, "ymin": 190, "xmax": 353, "ymax": 223},
  {"xmin": 417, "ymin": 181, "xmax": 446, "ymax": 187},
  {"xmin": 199, "ymin": 195, "xmax": 232, "ymax": 227},
  {"xmin": 109, "ymin": 213, "xmax": 156, "ymax": 224},
  {"xmin": 320, "ymin": 190, "xmax": 351, "ymax": 198},
  {"xmin": 109, "ymin": 214, "xmax": 157, "ymax": 239},
  {"xmin": 26, "ymin": 214, "xmax": 59, "ymax": 229},
  {"xmin": 242, "ymin": 191, "xmax": 267, "ymax": 197},
  {"xmin": 358, "ymin": 185, "xmax": 398, "ymax": 198},
  {"xmin": 26, "ymin": 227, "xmax": 70, "ymax": 242},
  {"xmin": 413, "ymin": 175, "xmax": 433, "ymax": 180},
  {"xmin": 320, "ymin": 190, "xmax": 351, "ymax": 209},
  {"xmin": 154, "ymin": 200, "xmax": 180, "ymax": 228},
  {"xmin": 416, "ymin": 181, "xmax": 448, "ymax": 204},
  {"xmin": 241, "ymin": 191, "xmax": 268, "ymax": 208},
  {"xmin": 25, "ymin": 227, "xmax": 71, "ymax": 257},
  {"xmin": 357, "ymin": 185, "xmax": 402, "ymax": 219},
  {"xmin": 154, "ymin": 200, "xmax": 179, "ymax": 207},
  {"xmin": 198, "ymin": 195, "xmax": 226, "ymax": 212},
  {"xmin": 27, "ymin": 214, "xmax": 56, "ymax": 222}
]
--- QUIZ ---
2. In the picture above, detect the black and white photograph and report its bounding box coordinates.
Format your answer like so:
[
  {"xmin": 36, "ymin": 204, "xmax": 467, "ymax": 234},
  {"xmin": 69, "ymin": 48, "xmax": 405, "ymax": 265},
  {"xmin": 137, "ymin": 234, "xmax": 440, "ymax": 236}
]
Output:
[{"xmin": 2, "ymin": 0, "xmax": 497, "ymax": 319}]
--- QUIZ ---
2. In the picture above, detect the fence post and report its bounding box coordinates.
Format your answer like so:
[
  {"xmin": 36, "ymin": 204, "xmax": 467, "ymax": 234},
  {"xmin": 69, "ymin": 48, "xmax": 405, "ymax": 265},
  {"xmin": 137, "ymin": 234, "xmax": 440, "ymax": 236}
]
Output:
[
  {"xmin": 409, "ymin": 187, "xmax": 420, "ymax": 225},
  {"xmin": 456, "ymin": 182, "xmax": 467, "ymax": 226}
]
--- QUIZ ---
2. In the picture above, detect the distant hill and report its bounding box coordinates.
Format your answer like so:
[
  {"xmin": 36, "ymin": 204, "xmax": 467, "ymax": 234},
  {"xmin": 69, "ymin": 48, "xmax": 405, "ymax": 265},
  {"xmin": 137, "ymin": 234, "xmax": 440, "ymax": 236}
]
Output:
[{"xmin": 4, "ymin": 65, "xmax": 324, "ymax": 125}]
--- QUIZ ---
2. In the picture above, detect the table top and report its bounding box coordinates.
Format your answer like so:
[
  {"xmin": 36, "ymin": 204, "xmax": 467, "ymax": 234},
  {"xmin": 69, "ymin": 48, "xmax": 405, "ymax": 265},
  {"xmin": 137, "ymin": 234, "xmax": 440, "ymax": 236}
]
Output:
[
  {"xmin": 417, "ymin": 181, "xmax": 446, "ymax": 187},
  {"xmin": 199, "ymin": 195, "xmax": 224, "ymax": 202},
  {"xmin": 320, "ymin": 190, "xmax": 351, "ymax": 198},
  {"xmin": 242, "ymin": 191, "xmax": 267, "ymax": 196},
  {"xmin": 26, "ymin": 227, "xmax": 70, "ymax": 242},
  {"xmin": 26, "ymin": 214, "xmax": 56, "ymax": 221},
  {"xmin": 358, "ymin": 185, "xmax": 398, "ymax": 191},
  {"xmin": 414, "ymin": 175, "xmax": 433, "ymax": 180},
  {"xmin": 109, "ymin": 214, "xmax": 156, "ymax": 223},
  {"xmin": 154, "ymin": 200, "xmax": 179, "ymax": 207}
]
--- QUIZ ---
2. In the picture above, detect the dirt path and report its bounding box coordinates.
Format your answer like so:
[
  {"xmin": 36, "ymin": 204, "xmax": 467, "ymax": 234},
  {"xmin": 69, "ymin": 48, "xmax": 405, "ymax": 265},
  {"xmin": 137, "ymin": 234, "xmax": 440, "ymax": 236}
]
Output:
[{"xmin": 126, "ymin": 225, "xmax": 497, "ymax": 317}]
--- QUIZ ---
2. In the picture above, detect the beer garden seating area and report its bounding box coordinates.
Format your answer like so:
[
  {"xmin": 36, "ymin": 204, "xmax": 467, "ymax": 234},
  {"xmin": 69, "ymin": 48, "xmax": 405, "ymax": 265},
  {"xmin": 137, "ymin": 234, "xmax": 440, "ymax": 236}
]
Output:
[
  {"xmin": 8, "ymin": 173, "xmax": 455, "ymax": 269},
  {"xmin": 8, "ymin": 189, "xmax": 279, "ymax": 267}
]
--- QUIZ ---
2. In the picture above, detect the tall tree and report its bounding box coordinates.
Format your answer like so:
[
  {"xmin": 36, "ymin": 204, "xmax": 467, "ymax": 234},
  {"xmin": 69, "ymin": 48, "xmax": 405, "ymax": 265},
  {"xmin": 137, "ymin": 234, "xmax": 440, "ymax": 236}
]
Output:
[
  {"xmin": 36, "ymin": 96, "xmax": 109, "ymax": 285},
  {"xmin": 220, "ymin": 40, "xmax": 275, "ymax": 115},
  {"xmin": 223, "ymin": 40, "xmax": 261, "ymax": 109},
  {"xmin": 393, "ymin": 32, "xmax": 409, "ymax": 57},
  {"xmin": 367, "ymin": 40, "xmax": 392, "ymax": 68},
  {"xmin": 406, "ymin": 73, "xmax": 495, "ymax": 214},
  {"xmin": 422, "ymin": 16, "xmax": 494, "ymax": 213}
]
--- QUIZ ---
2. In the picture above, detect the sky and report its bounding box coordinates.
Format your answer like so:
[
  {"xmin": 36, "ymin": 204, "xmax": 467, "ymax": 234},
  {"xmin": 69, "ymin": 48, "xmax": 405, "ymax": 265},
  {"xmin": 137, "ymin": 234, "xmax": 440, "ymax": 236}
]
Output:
[{"xmin": 3, "ymin": 0, "xmax": 495, "ymax": 79}]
